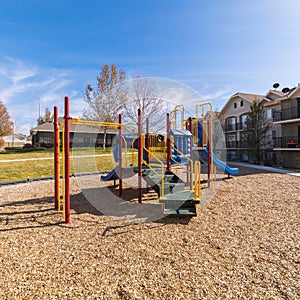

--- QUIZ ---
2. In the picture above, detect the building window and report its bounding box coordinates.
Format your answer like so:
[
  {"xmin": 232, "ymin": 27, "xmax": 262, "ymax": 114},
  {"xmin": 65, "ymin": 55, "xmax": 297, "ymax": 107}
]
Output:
[
  {"xmin": 226, "ymin": 134, "xmax": 237, "ymax": 148},
  {"xmin": 240, "ymin": 114, "xmax": 248, "ymax": 129},
  {"xmin": 234, "ymin": 102, "xmax": 237, "ymax": 109},
  {"xmin": 240, "ymin": 100, "xmax": 243, "ymax": 107},
  {"xmin": 226, "ymin": 117, "xmax": 237, "ymax": 131},
  {"xmin": 266, "ymin": 109, "xmax": 272, "ymax": 119}
]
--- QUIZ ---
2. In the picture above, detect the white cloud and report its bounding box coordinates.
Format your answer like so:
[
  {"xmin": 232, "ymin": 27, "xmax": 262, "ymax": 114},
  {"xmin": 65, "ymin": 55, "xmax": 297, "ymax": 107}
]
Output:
[{"xmin": 0, "ymin": 56, "xmax": 87, "ymax": 134}]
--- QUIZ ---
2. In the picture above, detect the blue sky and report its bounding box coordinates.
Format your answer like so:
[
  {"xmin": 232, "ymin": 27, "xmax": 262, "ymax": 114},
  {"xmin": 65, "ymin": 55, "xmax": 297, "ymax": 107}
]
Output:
[{"xmin": 1, "ymin": 0, "xmax": 300, "ymax": 134}]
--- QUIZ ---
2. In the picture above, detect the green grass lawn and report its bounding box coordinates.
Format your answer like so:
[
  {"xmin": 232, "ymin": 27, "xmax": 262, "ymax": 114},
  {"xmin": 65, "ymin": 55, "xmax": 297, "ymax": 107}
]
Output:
[
  {"xmin": 0, "ymin": 148, "xmax": 136, "ymax": 182},
  {"xmin": 0, "ymin": 149, "xmax": 54, "ymax": 160}
]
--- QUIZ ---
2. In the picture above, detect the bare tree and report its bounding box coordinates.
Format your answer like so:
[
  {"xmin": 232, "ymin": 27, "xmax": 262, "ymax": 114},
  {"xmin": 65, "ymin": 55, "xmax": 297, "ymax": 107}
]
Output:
[
  {"xmin": 122, "ymin": 77, "xmax": 170, "ymax": 132},
  {"xmin": 44, "ymin": 107, "xmax": 52, "ymax": 123},
  {"xmin": 83, "ymin": 63, "xmax": 128, "ymax": 149},
  {"xmin": 37, "ymin": 107, "xmax": 53, "ymax": 125},
  {"xmin": 0, "ymin": 100, "xmax": 13, "ymax": 149}
]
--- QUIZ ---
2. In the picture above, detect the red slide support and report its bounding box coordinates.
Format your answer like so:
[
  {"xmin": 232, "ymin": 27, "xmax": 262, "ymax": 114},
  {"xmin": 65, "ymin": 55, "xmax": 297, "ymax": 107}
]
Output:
[
  {"xmin": 138, "ymin": 108, "xmax": 142, "ymax": 203},
  {"xmin": 64, "ymin": 96, "xmax": 71, "ymax": 224},
  {"xmin": 54, "ymin": 106, "xmax": 59, "ymax": 210},
  {"xmin": 118, "ymin": 114, "xmax": 123, "ymax": 197},
  {"xmin": 166, "ymin": 113, "xmax": 171, "ymax": 173}
]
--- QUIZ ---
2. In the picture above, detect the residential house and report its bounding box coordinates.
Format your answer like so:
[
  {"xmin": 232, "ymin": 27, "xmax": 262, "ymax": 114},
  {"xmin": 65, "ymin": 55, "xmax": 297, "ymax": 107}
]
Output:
[
  {"xmin": 2, "ymin": 133, "xmax": 27, "ymax": 148},
  {"xmin": 30, "ymin": 118, "xmax": 118, "ymax": 148}
]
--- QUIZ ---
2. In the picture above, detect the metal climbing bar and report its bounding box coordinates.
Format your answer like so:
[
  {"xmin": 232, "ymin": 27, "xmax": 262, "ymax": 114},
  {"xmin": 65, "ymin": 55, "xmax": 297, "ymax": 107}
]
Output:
[
  {"xmin": 170, "ymin": 104, "xmax": 185, "ymax": 130},
  {"xmin": 70, "ymin": 118, "xmax": 125, "ymax": 128}
]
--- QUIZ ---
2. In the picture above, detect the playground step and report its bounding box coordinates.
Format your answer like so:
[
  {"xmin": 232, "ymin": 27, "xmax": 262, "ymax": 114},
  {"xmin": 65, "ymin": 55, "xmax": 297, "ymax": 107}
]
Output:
[
  {"xmin": 160, "ymin": 200, "xmax": 199, "ymax": 212},
  {"xmin": 163, "ymin": 208, "xmax": 197, "ymax": 216},
  {"xmin": 143, "ymin": 176, "xmax": 185, "ymax": 196},
  {"xmin": 159, "ymin": 199, "xmax": 200, "ymax": 205},
  {"xmin": 161, "ymin": 197, "xmax": 199, "ymax": 217},
  {"xmin": 162, "ymin": 190, "xmax": 195, "ymax": 201},
  {"xmin": 160, "ymin": 190, "xmax": 199, "ymax": 215},
  {"xmin": 157, "ymin": 182, "xmax": 185, "ymax": 197},
  {"xmin": 145, "ymin": 178, "xmax": 184, "ymax": 196},
  {"xmin": 163, "ymin": 182, "xmax": 185, "ymax": 194},
  {"xmin": 164, "ymin": 174, "xmax": 181, "ymax": 183}
]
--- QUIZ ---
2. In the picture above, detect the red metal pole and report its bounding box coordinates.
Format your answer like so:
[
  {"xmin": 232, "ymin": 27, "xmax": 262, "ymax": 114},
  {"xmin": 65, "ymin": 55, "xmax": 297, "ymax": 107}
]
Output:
[
  {"xmin": 54, "ymin": 106, "xmax": 59, "ymax": 209},
  {"xmin": 207, "ymin": 121, "xmax": 211, "ymax": 188},
  {"xmin": 64, "ymin": 96, "xmax": 71, "ymax": 224},
  {"xmin": 138, "ymin": 108, "xmax": 142, "ymax": 203},
  {"xmin": 166, "ymin": 113, "xmax": 171, "ymax": 173},
  {"xmin": 118, "ymin": 114, "xmax": 122, "ymax": 197},
  {"xmin": 189, "ymin": 117, "xmax": 193, "ymax": 189},
  {"xmin": 145, "ymin": 118, "xmax": 150, "ymax": 165}
]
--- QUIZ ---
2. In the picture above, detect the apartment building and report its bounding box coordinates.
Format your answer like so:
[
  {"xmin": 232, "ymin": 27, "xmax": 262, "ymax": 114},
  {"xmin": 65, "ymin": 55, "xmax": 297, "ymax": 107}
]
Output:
[
  {"xmin": 273, "ymin": 85, "xmax": 300, "ymax": 168},
  {"xmin": 219, "ymin": 92, "xmax": 264, "ymax": 161},
  {"xmin": 219, "ymin": 90, "xmax": 281, "ymax": 164},
  {"xmin": 219, "ymin": 85, "xmax": 300, "ymax": 168}
]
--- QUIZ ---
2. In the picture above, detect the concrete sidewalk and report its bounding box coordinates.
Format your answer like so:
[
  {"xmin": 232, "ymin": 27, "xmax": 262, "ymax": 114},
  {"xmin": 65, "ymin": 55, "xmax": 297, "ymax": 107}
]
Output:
[
  {"xmin": 0, "ymin": 153, "xmax": 112, "ymax": 163},
  {"xmin": 229, "ymin": 161, "xmax": 300, "ymax": 177}
]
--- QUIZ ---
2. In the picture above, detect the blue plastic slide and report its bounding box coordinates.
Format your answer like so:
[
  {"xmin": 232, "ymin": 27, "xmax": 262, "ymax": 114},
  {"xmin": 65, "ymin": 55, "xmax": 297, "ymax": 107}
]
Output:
[
  {"xmin": 101, "ymin": 166, "xmax": 119, "ymax": 181},
  {"xmin": 205, "ymin": 149, "xmax": 239, "ymax": 175}
]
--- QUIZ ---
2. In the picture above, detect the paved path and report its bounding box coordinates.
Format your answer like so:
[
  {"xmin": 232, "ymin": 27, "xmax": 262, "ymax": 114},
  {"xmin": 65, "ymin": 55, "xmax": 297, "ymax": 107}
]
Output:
[
  {"xmin": 230, "ymin": 161, "xmax": 300, "ymax": 177},
  {"xmin": 0, "ymin": 154, "xmax": 112, "ymax": 163}
]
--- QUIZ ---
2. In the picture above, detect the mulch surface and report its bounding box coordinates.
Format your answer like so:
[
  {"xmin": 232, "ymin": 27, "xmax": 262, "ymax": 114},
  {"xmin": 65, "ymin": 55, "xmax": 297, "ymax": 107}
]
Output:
[{"xmin": 0, "ymin": 166, "xmax": 299, "ymax": 299}]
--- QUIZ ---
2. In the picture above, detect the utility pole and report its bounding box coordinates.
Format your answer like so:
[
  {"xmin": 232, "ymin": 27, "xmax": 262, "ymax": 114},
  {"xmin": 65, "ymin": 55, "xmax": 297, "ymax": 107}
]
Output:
[{"xmin": 39, "ymin": 98, "xmax": 41, "ymax": 120}]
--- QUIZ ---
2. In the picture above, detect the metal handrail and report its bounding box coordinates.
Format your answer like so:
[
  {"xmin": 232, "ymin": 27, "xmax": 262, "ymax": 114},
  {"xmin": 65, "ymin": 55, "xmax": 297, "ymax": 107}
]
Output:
[
  {"xmin": 131, "ymin": 138, "xmax": 138, "ymax": 172},
  {"xmin": 193, "ymin": 161, "xmax": 201, "ymax": 200},
  {"xmin": 121, "ymin": 135, "xmax": 128, "ymax": 166},
  {"xmin": 170, "ymin": 104, "xmax": 185, "ymax": 130},
  {"xmin": 142, "ymin": 147, "xmax": 165, "ymax": 199},
  {"xmin": 70, "ymin": 117, "xmax": 125, "ymax": 128},
  {"xmin": 170, "ymin": 144, "xmax": 193, "ymax": 175}
]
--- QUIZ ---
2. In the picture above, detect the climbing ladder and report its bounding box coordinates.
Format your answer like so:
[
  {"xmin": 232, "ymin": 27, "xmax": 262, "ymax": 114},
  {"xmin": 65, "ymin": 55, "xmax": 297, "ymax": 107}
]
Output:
[
  {"xmin": 141, "ymin": 167, "xmax": 200, "ymax": 216},
  {"xmin": 139, "ymin": 140, "xmax": 200, "ymax": 216}
]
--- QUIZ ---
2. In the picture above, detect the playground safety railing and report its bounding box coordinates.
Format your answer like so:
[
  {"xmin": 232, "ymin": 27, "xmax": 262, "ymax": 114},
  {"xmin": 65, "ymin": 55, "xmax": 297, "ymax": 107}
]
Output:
[
  {"xmin": 193, "ymin": 161, "xmax": 201, "ymax": 200},
  {"xmin": 70, "ymin": 117, "xmax": 124, "ymax": 129},
  {"xmin": 196, "ymin": 103, "xmax": 213, "ymax": 150},
  {"xmin": 131, "ymin": 139, "xmax": 138, "ymax": 172},
  {"xmin": 120, "ymin": 135, "xmax": 129, "ymax": 167},
  {"xmin": 142, "ymin": 147, "xmax": 166, "ymax": 200},
  {"xmin": 170, "ymin": 144, "xmax": 202, "ymax": 202},
  {"xmin": 148, "ymin": 146, "xmax": 166, "ymax": 160},
  {"xmin": 170, "ymin": 144, "xmax": 194, "ymax": 181},
  {"xmin": 170, "ymin": 104, "xmax": 185, "ymax": 130}
]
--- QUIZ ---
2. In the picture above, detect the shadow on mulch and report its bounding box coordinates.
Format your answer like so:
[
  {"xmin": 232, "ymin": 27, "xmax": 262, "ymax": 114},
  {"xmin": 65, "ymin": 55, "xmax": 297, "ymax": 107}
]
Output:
[{"xmin": 0, "ymin": 196, "xmax": 62, "ymax": 231}]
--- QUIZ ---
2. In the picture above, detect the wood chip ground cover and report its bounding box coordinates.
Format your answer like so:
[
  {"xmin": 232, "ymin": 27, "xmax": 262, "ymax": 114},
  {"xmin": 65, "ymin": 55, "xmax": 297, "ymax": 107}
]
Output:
[{"xmin": 0, "ymin": 166, "xmax": 299, "ymax": 299}]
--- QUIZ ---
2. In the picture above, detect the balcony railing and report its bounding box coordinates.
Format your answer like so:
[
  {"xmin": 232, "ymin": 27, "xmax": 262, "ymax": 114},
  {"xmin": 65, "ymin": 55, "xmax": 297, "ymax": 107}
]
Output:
[
  {"xmin": 224, "ymin": 123, "xmax": 247, "ymax": 132},
  {"xmin": 225, "ymin": 141, "xmax": 247, "ymax": 149},
  {"xmin": 273, "ymin": 107, "xmax": 299, "ymax": 122},
  {"xmin": 274, "ymin": 136, "xmax": 299, "ymax": 148}
]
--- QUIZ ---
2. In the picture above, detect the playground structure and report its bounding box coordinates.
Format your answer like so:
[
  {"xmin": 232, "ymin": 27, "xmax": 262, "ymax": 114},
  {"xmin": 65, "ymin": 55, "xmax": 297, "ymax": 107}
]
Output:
[{"xmin": 54, "ymin": 97, "xmax": 239, "ymax": 224}]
